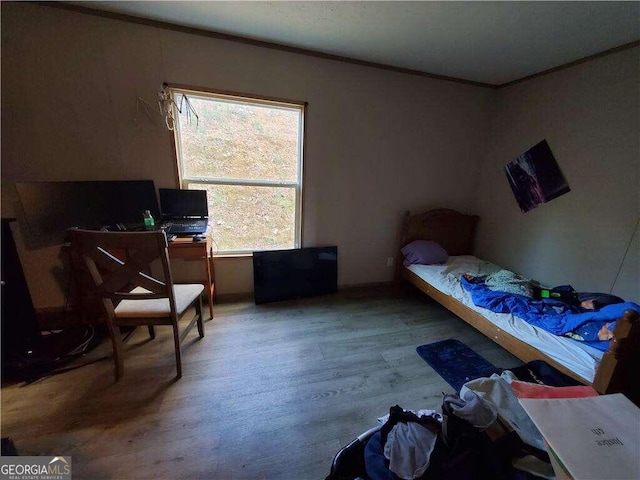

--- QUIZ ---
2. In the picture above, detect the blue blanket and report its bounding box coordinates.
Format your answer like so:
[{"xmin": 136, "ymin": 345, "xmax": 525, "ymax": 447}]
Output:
[{"xmin": 461, "ymin": 276, "xmax": 640, "ymax": 352}]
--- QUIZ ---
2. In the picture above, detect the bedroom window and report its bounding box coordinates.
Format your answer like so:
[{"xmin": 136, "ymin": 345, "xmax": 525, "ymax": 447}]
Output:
[{"xmin": 171, "ymin": 87, "xmax": 305, "ymax": 254}]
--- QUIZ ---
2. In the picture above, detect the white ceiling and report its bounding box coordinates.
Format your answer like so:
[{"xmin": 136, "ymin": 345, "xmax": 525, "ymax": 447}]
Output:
[{"xmin": 73, "ymin": 1, "xmax": 640, "ymax": 86}]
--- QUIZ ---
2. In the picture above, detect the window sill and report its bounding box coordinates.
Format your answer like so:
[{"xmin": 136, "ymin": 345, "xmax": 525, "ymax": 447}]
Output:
[{"xmin": 212, "ymin": 252, "xmax": 254, "ymax": 259}]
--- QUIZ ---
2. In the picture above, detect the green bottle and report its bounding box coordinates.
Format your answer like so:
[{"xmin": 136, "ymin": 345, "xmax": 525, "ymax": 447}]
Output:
[{"xmin": 143, "ymin": 210, "xmax": 155, "ymax": 230}]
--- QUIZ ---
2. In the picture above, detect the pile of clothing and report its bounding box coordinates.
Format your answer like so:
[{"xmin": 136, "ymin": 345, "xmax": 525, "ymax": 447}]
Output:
[{"xmin": 345, "ymin": 372, "xmax": 558, "ymax": 480}]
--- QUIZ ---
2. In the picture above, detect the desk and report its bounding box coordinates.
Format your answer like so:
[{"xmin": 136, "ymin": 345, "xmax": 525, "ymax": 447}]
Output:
[{"xmin": 168, "ymin": 236, "xmax": 215, "ymax": 320}]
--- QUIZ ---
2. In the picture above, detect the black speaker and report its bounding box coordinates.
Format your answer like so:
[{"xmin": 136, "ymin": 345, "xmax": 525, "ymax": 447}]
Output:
[{"xmin": 1, "ymin": 219, "xmax": 41, "ymax": 379}]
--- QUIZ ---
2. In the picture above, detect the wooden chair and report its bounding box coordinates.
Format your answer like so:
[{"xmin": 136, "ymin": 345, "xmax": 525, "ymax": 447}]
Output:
[{"xmin": 67, "ymin": 229, "xmax": 205, "ymax": 381}]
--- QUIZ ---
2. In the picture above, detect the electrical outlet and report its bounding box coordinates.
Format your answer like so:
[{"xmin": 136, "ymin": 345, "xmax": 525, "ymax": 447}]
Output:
[{"xmin": 386, "ymin": 257, "xmax": 394, "ymax": 267}]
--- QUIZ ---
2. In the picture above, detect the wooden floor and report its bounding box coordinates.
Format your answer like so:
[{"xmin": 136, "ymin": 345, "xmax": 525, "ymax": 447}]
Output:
[{"xmin": 1, "ymin": 284, "xmax": 521, "ymax": 479}]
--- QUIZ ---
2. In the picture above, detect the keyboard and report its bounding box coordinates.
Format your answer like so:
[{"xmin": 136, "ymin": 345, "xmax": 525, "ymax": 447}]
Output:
[{"xmin": 161, "ymin": 219, "xmax": 208, "ymax": 234}]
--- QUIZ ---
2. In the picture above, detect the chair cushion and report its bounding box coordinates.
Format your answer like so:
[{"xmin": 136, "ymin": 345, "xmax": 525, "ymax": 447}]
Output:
[{"xmin": 115, "ymin": 284, "xmax": 205, "ymax": 318}]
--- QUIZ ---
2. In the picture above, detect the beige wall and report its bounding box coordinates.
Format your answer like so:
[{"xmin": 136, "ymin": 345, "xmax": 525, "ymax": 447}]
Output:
[
  {"xmin": 5, "ymin": 5, "xmax": 637, "ymax": 311},
  {"xmin": 1, "ymin": 4, "xmax": 494, "ymax": 308},
  {"xmin": 474, "ymin": 47, "xmax": 640, "ymax": 302}
]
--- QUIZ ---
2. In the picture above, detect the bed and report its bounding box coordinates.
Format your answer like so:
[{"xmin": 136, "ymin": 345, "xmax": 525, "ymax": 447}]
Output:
[{"xmin": 398, "ymin": 208, "xmax": 640, "ymax": 400}]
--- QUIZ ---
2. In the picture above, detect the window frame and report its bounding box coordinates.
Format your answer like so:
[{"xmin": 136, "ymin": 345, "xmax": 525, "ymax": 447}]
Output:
[{"xmin": 169, "ymin": 86, "xmax": 306, "ymax": 256}]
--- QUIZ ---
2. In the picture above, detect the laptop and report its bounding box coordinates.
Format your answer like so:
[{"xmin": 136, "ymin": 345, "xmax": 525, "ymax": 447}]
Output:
[{"xmin": 159, "ymin": 188, "xmax": 209, "ymax": 235}]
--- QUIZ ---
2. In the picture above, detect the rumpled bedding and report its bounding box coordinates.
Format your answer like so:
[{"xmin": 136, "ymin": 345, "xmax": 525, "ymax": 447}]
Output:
[
  {"xmin": 461, "ymin": 275, "xmax": 640, "ymax": 352},
  {"xmin": 482, "ymin": 269, "xmax": 538, "ymax": 298}
]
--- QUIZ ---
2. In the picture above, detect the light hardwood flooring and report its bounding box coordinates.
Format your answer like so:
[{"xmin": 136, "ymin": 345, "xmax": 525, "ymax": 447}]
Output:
[{"xmin": 1, "ymin": 284, "xmax": 521, "ymax": 479}]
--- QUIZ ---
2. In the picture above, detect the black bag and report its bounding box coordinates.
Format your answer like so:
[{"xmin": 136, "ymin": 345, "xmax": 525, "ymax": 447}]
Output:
[
  {"xmin": 429, "ymin": 395, "xmax": 510, "ymax": 480},
  {"xmin": 327, "ymin": 396, "xmax": 543, "ymax": 480}
]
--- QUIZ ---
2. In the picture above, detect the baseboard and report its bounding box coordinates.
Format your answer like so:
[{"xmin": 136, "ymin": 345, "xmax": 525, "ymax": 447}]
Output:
[
  {"xmin": 215, "ymin": 281, "xmax": 396, "ymax": 304},
  {"xmin": 37, "ymin": 282, "xmax": 398, "ymax": 313},
  {"xmin": 214, "ymin": 292, "xmax": 254, "ymax": 304},
  {"xmin": 338, "ymin": 281, "xmax": 395, "ymax": 290}
]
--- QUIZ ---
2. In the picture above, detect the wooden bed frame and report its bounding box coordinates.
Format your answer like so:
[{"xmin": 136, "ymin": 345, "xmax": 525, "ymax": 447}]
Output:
[{"xmin": 398, "ymin": 208, "xmax": 640, "ymax": 403}]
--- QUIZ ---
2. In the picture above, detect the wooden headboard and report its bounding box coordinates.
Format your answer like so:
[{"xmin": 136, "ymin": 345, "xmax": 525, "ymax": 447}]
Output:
[{"xmin": 400, "ymin": 208, "xmax": 479, "ymax": 256}]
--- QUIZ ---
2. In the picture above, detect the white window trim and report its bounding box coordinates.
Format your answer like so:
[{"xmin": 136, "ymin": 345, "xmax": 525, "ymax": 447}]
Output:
[{"xmin": 170, "ymin": 87, "xmax": 305, "ymax": 255}]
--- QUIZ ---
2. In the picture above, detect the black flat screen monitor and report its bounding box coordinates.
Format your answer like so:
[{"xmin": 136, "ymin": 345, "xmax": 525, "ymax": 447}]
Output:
[
  {"xmin": 159, "ymin": 188, "xmax": 208, "ymax": 218},
  {"xmin": 252, "ymin": 246, "xmax": 338, "ymax": 304},
  {"xmin": 15, "ymin": 180, "xmax": 160, "ymax": 238}
]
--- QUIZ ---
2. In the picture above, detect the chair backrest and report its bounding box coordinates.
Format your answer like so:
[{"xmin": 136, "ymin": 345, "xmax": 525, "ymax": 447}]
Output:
[{"xmin": 67, "ymin": 229, "xmax": 176, "ymax": 321}]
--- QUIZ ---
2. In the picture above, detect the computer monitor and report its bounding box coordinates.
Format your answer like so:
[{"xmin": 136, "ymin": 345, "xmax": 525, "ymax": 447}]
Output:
[
  {"xmin": 15, "ymin": 180, "xmax": 160, "ymax": 238},
  {"xmin": 159, "ymin": 188, "xmax": 208, "ymax": 218}
]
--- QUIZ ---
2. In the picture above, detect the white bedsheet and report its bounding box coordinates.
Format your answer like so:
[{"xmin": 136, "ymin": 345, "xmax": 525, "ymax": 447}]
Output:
[{"xmin": 408, "ymin": 256, "xmax": 603, "ymax": 383}]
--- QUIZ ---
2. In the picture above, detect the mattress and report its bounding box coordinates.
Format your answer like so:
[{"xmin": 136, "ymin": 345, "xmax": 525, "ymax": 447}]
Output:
[{"xmin": 408, "ymin": 255, "xmax": 603, "ymax": 382}]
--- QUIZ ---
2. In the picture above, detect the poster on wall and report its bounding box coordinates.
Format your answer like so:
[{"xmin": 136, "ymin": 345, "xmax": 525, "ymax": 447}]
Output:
[{"xmin": 505, "ymin": 140, "xmax": 570, "ymax": 213}]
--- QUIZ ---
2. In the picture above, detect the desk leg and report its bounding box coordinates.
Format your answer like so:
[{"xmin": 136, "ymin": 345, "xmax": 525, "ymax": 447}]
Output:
[{"xmin": 205, "ymin": 254, "xmax": 214, "ymax": 320}]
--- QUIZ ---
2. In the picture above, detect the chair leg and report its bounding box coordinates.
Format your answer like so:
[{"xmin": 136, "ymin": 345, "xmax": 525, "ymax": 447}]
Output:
[
  {"xmin": 107, "ymin": 321, "xmax": 124, "ymax": 381},
  {"xmin": 148, "ymin": 325, "xmax": 156, "ymax": 339},
  {"xmin": 172, "ymin": 322, "xmax": 182, "ymax": 379},
  {"xmin": 196, "ymin": 295, "xmax": 205, "ymax": 338}
]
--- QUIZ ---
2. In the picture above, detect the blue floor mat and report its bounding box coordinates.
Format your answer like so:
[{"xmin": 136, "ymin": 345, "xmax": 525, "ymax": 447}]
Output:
[{"xmin": 416, "ymin": 339, "xmax": 501, "ymax": 392}]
